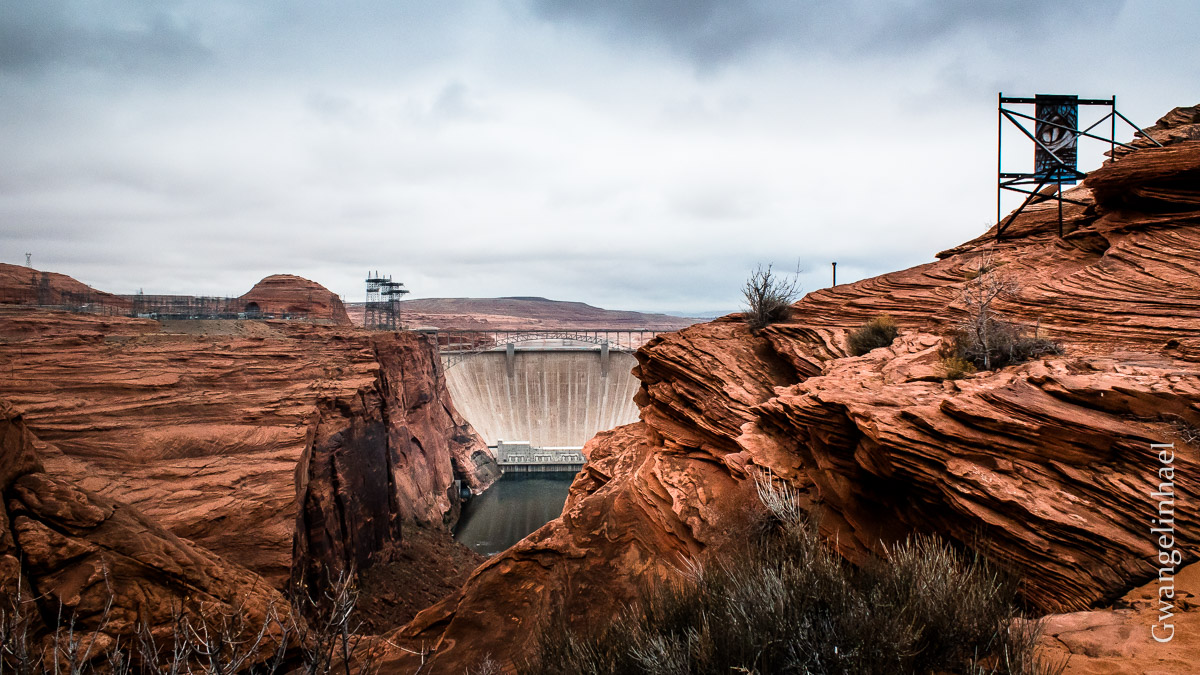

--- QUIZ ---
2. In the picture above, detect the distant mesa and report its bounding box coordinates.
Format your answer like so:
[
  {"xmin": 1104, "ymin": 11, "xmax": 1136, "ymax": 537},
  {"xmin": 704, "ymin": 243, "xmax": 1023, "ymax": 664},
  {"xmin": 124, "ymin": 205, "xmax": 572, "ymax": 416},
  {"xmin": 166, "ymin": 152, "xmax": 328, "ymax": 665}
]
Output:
[
  {"xmin": 1, "ymin": 264, "xmax": 693, "ymax": 332},
  {"xmin": 349, "ymin": 296, "xmax": 702, "ymax": 331}
]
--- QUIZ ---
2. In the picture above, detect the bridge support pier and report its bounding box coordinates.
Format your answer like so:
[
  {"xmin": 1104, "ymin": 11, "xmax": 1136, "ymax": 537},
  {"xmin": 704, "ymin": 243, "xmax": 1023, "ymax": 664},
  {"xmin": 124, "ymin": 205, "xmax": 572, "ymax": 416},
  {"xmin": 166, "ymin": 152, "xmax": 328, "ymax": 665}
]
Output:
[{"xmin": 506, "ymin": 342, "xmax": 515, "ymax": 378}]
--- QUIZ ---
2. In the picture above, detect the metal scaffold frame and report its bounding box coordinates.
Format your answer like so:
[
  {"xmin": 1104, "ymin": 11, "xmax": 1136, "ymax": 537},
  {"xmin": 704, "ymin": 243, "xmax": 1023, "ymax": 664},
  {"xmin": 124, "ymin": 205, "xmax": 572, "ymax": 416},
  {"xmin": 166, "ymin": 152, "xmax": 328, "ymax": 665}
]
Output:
[
  {"xmin": 996, "ymin": 93, "xmax": 1160, "ymax": 239},
  {"xmin": 364, "ymin": 271, "xmax": 409, "ymax": 330}
]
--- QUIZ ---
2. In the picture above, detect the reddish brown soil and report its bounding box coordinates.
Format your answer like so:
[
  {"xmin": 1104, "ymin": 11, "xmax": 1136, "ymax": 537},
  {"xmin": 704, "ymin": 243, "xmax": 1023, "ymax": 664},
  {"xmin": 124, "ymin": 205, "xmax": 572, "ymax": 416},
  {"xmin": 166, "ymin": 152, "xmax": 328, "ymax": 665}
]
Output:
[{"xmin": 355, "ymin": 524, "xmax": 486, "ymax": 635}]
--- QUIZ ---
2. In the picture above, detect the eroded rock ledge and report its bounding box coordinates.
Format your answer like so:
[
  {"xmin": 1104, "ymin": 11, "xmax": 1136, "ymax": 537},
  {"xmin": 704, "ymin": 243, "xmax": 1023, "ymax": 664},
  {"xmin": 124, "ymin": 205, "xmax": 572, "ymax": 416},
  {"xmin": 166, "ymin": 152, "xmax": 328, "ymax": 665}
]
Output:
[
  {"xmin": 0, "ymin": 401, "xmax": 296, "ymax": 666},
  {"xmin": 0, "ymin": 313, "xmax": 497, "ymax": 591},
  {"xmin": 293, "ymin": 333, "xmax": 500, "ymax": 598},
  {"xmin": 382, "ymin": 106, "xmax": 1200, "ymax": 673}
]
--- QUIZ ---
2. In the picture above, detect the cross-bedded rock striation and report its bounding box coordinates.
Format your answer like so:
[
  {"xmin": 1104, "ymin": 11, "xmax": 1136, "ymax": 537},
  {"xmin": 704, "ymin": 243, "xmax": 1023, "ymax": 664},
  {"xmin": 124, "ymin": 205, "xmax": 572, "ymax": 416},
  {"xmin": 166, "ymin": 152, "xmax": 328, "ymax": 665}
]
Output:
[
  {"xmin": 0, "ymin": 401, "xmax": 297, "ymax": 668},
  {"xmin": 0, "ymin": 310, "xmax": 497, "ymax": 591}
]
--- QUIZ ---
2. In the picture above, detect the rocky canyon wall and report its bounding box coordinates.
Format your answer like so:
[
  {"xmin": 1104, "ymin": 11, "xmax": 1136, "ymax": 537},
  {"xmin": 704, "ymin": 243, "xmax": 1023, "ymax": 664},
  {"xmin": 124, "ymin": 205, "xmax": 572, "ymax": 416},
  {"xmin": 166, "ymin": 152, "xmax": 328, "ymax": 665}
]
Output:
[
  {"xmin": 377, "ymin": 106, "xmax": 1200, "ymax": 673},
  {"xmin": 0, "ymin": 306, "xmax": 497, "ymax": 591},
  {"xmin": 293, "ymin": 332, "xmax": 500, "ymax": 596},
  {"xmin": 0, "ymin": 401, "xmax": 296, "ymax": 666}
]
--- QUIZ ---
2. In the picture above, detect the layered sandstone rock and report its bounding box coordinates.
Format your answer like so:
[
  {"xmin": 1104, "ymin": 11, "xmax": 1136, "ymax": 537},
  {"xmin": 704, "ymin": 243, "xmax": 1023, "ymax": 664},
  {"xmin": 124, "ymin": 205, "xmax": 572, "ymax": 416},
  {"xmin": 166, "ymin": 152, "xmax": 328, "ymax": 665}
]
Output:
[
  {"xmin": 0, "ymin": 263, "xmax": 130, "ymax": 310},
  {"xmin": 293, "ymin": 332, "xmax": 500, "ymax": 597},
  {"xmin": 1038, "ymin": 562, "xmax": 1200, "ymax": 674},
  {"xmin": 0, "ymin": 401, "xmax": 295, "ymax": 667},
  {"xmin": 238, "ymin": 274, "xmax": 352, "ymax": 325},
  {"xmin": 0, "ymin": 309, "xmax": 496, "ymax": 589},
  {"xmin": 1112, "ymin": 103, "xmax": 1200, "ymax": 159},
  {"xmin": 379, "ymin": 107, "xmax": 1200, "ymax": 672}
]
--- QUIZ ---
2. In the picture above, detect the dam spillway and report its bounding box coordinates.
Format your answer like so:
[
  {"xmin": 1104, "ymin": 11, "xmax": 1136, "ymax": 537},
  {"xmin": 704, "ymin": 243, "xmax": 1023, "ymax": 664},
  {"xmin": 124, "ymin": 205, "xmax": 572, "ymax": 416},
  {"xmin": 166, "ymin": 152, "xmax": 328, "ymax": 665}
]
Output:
[{"xmin": 442, "ymin": 348, "xmax": 641, "ymax": 451}]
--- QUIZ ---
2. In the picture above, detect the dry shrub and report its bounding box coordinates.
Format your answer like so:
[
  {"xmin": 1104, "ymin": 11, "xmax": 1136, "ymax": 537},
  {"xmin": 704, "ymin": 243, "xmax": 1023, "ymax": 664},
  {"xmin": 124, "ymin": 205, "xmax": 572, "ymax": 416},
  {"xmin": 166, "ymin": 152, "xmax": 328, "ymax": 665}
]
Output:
[
  {"xmin": 466, "ymin": 655, "xmax": 503, "ymax": 675},
  {"xmin": 951, "ymin": 257, "xmax": 1062, "ymax": 370},
  {"xmin": 741, "ymin": 264, "xmax": 801, "ymax": 331},
  {"xmin": 949, "ymin": 322, "xmax": 1063, "ymax": 371},
  {"xmin": 0, "ymin": 568, "xmax": 373, "ymax": 675},
  {"xmin": 521, "ymin": 477, "xmax": 1062, "ymax": 675},
  {"xmin": 847, "ymin": 314, "xmax": 899, "ymax": 356}
]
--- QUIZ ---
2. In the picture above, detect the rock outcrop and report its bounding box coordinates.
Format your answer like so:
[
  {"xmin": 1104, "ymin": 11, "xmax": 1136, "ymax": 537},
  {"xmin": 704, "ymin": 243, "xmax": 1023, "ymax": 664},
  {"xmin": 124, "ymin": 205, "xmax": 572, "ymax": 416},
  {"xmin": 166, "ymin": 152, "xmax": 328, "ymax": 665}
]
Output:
[
  {"xmin": 0, "ymin": 401, "xmax": 294, "ymax": 667},
  {"xmin": 238, "ymin": 274, "xmax": 352, "ymax": 325},
  {"xmin": 378, "ymin": 107, "xmax": 1200, "ymax": 672},
  {"xmin": 293, "ymin": 332, "xmax": 500, "ymax": 597},
  {"xmin": 1111, "ymin": 103, "xmax": 1200, "ymax": 159},
  {"xmin": 0, "ymin": 263, "xmax": 130, "ymax": 310},
  {"xmin": 1037, "ymin": 562, "xmax": 1200, "ymax": 673},
  {"xmin": 0, "ymin": 310, "xmax": 497, "ymax": 590}
]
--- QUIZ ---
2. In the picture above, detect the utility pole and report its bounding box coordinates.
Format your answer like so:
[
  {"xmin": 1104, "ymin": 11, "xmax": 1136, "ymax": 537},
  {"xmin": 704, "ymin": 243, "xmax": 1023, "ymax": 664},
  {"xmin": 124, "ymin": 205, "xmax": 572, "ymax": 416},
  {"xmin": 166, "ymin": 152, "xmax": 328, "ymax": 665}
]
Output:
[
  {"xmin": 831, "ymin": 262, "xmax": 837, "ymax": 287},
  {"xmin": 25, "ymin": 253, "xmax": 31, "ymax": 268}
]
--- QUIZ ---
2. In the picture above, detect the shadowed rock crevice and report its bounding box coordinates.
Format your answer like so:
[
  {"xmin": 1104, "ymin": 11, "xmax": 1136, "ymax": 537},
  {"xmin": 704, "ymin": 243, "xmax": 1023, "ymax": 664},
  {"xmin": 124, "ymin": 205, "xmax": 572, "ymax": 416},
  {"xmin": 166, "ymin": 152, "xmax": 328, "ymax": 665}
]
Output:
[{"xmin": 291, "ymin": 332, "xmax": 500, "ymax": 607}]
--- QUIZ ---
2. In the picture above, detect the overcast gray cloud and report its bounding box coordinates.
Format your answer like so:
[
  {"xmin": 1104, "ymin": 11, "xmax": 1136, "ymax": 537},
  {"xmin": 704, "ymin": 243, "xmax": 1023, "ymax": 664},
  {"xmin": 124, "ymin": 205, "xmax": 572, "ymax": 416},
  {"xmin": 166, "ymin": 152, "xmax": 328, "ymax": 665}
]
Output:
[
  {"xmin": 528, "ymin": 0, "xmax": 1125, "ymax": 69},
  {"xmin": 1, "ymin": 1, "xmax": 1197, "ymax": 314},
  {"xmin": 0, "ymin": 2, "xmax": 210, "ymax": 75}
]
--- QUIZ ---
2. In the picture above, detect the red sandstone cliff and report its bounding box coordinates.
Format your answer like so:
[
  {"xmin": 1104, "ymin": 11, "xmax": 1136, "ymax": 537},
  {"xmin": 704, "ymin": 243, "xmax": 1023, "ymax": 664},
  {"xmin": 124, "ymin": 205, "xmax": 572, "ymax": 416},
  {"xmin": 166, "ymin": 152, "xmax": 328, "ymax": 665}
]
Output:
[
  {"xmin": 378, "ymin": 106, "xmax": 1200, "ymax": 672},
  {"xmin": 238, "ymin": 274, "xmax": 353, "ymax": 325},
  {"xmin": 0, "ymin": 309, "xmax": 497, "ymax": 595},
  {"xmin": 0, "ymin": 401, "xmax": 296, "ymax": 668},
  {"xmin": 292, "ymin": 332, "xmax": 500, "ymax": 599}
]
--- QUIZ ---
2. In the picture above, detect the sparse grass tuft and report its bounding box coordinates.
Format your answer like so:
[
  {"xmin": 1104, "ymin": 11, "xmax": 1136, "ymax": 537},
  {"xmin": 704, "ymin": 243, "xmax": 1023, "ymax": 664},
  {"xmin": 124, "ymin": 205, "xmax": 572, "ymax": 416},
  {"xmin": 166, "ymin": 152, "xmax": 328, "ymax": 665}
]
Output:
[
  {"xmin": 0, "ymin": 568, "xmax": 374, "ymax": 674},
  {"xmin": 847, "ymin": 314, "xmax": 900, "ymax": 356},
  {"xmin": 467, "ymin": 655, "xmax": 503, "ymax": 675}
]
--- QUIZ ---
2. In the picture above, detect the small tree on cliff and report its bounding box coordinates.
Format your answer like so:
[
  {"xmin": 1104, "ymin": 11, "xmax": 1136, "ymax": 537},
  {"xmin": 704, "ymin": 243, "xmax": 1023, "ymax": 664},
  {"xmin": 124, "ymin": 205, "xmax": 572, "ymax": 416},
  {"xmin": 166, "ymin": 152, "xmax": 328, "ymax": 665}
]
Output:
[
  {"xmin": 949, "ymin": 255, "xmax": 1061, "ymax": 370},
  {"xmin": 958, "ymin": 256, "xmax": 1017, "ymax": 370},
  {"xmin": 742, "ymin": 264, "xmax": 802, "ymax": 331}
]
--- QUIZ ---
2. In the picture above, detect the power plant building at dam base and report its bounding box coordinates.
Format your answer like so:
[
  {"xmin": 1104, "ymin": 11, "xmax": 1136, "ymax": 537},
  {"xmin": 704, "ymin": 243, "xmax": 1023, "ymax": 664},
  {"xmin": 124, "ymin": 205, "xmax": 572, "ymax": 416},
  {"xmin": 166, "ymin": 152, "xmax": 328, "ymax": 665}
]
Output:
[{"xmin": 442, "ymin": 347, "xmax": 641, "ymax": 471}]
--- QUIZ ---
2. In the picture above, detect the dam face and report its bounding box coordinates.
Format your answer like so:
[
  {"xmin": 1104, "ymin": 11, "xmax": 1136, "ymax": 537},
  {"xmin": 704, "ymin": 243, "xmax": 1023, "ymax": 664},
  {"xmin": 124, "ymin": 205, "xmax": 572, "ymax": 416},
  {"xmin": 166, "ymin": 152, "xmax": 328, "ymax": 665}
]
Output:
[{"xmin": 443, "ymin": 349, "xmax": 641, "ymax": 450}]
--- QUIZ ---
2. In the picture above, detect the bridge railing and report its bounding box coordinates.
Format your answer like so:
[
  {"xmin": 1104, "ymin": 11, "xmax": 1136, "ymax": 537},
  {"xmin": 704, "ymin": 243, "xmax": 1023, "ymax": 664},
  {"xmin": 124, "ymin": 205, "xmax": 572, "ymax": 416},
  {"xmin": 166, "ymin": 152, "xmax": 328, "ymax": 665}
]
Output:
[{"xmin": 425, "ymin": 329, "xmax": 662, "ymax": 368}]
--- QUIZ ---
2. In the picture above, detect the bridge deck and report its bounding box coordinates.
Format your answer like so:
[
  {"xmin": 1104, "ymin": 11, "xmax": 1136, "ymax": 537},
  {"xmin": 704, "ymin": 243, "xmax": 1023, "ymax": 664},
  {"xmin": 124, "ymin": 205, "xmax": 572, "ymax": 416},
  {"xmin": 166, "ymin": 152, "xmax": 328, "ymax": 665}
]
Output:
[{"xmin": 425, "ymin": 328, "xmax": 662, "ymax": 368}]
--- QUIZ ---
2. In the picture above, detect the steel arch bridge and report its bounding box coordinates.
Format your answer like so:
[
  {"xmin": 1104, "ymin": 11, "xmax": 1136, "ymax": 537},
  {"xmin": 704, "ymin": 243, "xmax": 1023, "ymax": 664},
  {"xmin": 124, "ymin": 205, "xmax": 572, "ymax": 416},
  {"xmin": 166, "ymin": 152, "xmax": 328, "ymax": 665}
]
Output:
[{"xmin": 426, "ymin": 329, "xmax": 662, "ymax": 368}]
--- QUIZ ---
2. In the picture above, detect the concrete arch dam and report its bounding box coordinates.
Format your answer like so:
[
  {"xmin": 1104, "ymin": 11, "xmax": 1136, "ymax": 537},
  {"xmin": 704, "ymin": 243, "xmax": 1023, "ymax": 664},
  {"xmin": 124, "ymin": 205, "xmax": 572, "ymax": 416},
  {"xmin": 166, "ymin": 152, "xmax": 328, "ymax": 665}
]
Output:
[{"xmin": 442, "ymin": 346, "xmax": 641, "ymax": 461}]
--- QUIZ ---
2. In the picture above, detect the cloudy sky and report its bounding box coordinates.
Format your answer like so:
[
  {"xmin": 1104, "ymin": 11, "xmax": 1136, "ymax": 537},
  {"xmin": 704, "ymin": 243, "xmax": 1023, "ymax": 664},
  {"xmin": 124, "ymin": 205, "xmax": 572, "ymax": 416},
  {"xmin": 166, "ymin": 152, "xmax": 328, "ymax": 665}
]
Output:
[{"xmin": 1, "ymin": 1, "xmax": 1196, "ymax": 313}]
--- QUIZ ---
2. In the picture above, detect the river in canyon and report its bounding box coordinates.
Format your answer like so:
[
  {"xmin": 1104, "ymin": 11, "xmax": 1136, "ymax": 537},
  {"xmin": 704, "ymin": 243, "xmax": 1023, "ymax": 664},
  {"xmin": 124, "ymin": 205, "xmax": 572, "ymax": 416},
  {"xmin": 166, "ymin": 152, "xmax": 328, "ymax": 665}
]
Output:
[{"xmin": 454, "ymin": 472, "xmax": 576, "ymax": 556}]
